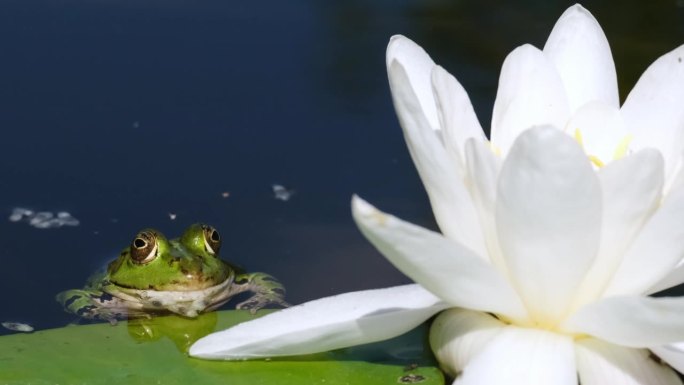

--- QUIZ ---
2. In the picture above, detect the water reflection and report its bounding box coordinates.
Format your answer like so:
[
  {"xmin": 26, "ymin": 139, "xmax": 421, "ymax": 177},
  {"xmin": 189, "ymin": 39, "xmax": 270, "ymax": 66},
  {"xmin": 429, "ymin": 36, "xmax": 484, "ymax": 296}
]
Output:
[{"xmin": 128, "ymin": 312, "xmax": 217, "ymax": 353}]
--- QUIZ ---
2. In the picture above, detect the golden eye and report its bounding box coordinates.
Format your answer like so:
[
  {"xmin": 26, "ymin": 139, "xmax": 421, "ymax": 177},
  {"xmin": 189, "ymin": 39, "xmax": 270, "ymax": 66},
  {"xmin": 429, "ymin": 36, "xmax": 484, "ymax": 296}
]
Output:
[
  {"xmin": 201, "ymin": 225, "xmax": 221, "ymax": 255},
  {"xmin": 130, "ymin": 231, "xmax": 158, "ymax": 264}
]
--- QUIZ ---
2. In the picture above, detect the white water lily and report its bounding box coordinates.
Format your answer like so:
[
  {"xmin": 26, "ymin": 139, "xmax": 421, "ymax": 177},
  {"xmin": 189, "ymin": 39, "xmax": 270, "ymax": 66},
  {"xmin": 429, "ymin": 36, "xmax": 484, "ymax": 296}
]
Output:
[{"xmin": 191, "ymin": 4, "xmax": 684, "ymax": 384}]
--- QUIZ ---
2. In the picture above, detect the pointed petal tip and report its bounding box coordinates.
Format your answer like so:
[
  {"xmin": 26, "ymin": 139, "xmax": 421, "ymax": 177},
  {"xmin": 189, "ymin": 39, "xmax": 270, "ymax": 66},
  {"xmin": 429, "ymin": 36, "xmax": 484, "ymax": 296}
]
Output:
[
  {"xmin": 558, "ymin": 3, "xmax": 595, "ymax": 22},
  {"xmin": 188, "ymin": 339, "xmax": 227, "ymax": 359},
  {"xmin": 544, "ymin": 2, "xmax": 618, "ymax": 111},
  {"xmin": 621, "ymin": 42, "xmax": 684, "ymax": 183},
  {"xmin": 351, "ymin": 195, "xmax": 377, "ymax": 217},
  {"xmin": 189, "ymin": 333, "xmax": 253, "ymax": 360},
  {"xmin": 350, "ymin": 193, "xmax": 363, "ymax": 205},
  {"xmin": 568, "ymin": 3, "xmax": 590, "ymax": 14},
  {"xmin": 386, "ymin": 35, "xmax": 421, "ymax": 67},
  {"xmin": 386, "ymin": 35, "xmax": 406, "ymax": 58},
  {"xmin": 385, "ymin": 35, "xmax": 436, "ymax": 74},
  {"xmin": 388, "ymin": 34, "xmax": 408, "ymax": 45},
  {"xmin": 189, "ymin": 339, "xmax": 272, "ymax": 360},
  {"xmin": 512, "ymin": 43, "xmax": 541, "ymax": 55},
  {"xmin": 551, "ymin": 3, "xmax": 603, "ymax": 44},
  {"xmin": 352, "ymin": 196, "xmax": 391, "ymax": 231},
  {"xmin": 491, "ymin": 41, "xmax": 570, "ymax": 152}
]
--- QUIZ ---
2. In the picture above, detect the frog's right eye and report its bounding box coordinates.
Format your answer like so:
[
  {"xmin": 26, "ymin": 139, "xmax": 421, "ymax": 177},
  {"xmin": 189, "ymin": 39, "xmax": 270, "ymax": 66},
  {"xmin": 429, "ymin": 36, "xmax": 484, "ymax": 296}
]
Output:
[
  {"xmin": 130, "ymin": 231, "xmax": 158, "ymax": 264},
  {"xmin": 201, "ymin": 225, "xmax": 221, "ymax": 256}
]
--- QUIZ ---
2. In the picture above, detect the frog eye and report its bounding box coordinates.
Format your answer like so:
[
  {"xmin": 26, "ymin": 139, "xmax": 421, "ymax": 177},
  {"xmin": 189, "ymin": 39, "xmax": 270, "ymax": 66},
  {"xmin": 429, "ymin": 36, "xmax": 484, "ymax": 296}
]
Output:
[
  {"xmin": 202, "ymin": 225, "xmax": 221, "ymax": 255},
  {"xmin": 130, "ymin": 231, "xmax": 158, "ymax": 264}
]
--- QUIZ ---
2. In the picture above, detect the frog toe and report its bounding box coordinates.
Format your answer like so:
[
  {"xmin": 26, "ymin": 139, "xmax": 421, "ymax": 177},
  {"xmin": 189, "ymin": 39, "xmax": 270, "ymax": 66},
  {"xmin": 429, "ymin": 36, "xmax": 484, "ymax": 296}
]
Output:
[{"xmin": 235, "ymin": 294, "xmax": 290, "ymax": 313}]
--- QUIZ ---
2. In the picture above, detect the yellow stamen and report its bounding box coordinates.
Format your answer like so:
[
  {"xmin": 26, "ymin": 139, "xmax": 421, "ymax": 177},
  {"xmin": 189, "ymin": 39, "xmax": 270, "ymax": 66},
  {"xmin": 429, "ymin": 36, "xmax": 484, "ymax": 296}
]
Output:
[
  {"xmin": 612, "ymin": 134, "xmax": 634, "ymax": 160},
  {"xmin": 487, "ymin": 141, "xmax": 502, "ymax": 157},
  {"xmin": 574, "ymin": 128, "xmax": 584, "ymax": 149},
  {"xmin": 588, "ymin": 155, "xmax": 605, "ymax": 168}
]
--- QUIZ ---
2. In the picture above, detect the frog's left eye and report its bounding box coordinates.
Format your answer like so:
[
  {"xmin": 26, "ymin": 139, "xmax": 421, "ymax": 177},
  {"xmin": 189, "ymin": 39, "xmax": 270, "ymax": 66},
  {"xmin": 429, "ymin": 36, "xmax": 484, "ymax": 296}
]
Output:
[
  {"xmin": 202, "ymin": 225, "xmax": 221, "ymax": 255},
  {"xmin": 130, "ymin": 231, "xmax": 158, "ymax": 264}
]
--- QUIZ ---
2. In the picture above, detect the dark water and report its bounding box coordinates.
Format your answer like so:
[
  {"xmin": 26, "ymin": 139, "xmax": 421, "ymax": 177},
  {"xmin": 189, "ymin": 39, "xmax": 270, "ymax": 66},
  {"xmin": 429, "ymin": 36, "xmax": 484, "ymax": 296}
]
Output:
[{"xmin": 1, "ymin": 0, "xmax": 684, "ymax": 333}]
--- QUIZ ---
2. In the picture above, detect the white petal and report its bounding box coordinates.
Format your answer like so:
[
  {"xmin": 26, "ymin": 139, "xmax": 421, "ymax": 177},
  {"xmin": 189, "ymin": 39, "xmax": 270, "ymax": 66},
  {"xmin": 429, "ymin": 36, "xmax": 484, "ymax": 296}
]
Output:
[
  {"xmin": 572, "ymin": 149, "xmax": 663, "ymax": 307},
  {"xmin": 604, "ymin": 173, "xmax": 684, "ymax": 296},
  {"xmin": 666, "ymin": 160, "xmax": 684, "ymax": 198},
  {"xmin": 647, "ymin": 263, "xmax": 684, "ymax": 295},
  {"xmin": 464, "ymin": 139, "xmax": 507, "ymax": 273},
  {"xmin": 352, "ymin": 196, "xmax": 528, "ymax": 322},
  {"xmin": 647, "ymin": 171, "xmax": 684, "ymax": 294},
  {"xmin": 429, "ymin": 308, "xmax": 505, "ymax": 378},
  {"xmin": 455, "ymin": 327, "xmax": 576, "ymax": 385},
  {"xmin": 563, "ymin": 296, "xmax": 684, "ymax": 348},
  {"xmin": 189, "ymin": 284, "xmax": 446, "ymax": 359},
  {"xmin": 576, "ymin": 338, "xmax": 682, "ymax": 385},
  {"xmin": 431, "ymin": 65, "xmax": 486, "ymax": 175},
  {"xmin": 652, "ymin": 342, "xmax": 684, "ymax": 374},
  {"xmin": 491, "ymin": 44, "xmax": 570, "ymax": 155},
  {"xmin": 496, "ymin": 126, "xmax": 601, "ymax": 324},
  {"xmin": 386, "ymin": 35, "xmax": 439, "ymax": 130},
  {"xmin": 622, "ymin": 44, "xmax": 684, "ymax": 184},
  {"xmin": 464, "ymin": 139, "xmax": 500, "ymax": 210},
  {"xmin": 388, "ymin": 59, "xmax": 488, "ymax": 257},
  {"xmin": 543, "ymin": 4, "xmax": 619, "ymax": 111}
]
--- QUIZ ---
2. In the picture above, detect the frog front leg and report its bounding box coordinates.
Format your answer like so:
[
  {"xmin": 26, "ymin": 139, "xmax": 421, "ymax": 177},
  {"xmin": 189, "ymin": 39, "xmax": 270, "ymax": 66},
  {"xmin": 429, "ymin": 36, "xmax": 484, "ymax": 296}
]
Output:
[
  {"xmin": 230, "ymin": 273, "xmax": 290, "ymax": 313},
  {"xmin": 56, "ymin": 289, "xmax": 145, "ymax": 324}
]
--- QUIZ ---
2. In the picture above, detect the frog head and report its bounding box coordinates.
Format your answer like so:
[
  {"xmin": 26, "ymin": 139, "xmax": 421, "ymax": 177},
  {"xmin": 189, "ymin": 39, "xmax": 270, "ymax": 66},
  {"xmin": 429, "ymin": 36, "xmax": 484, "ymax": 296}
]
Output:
[{"xmin": 107, "ymin": 224, "xmax": 231, "ymax": 291}]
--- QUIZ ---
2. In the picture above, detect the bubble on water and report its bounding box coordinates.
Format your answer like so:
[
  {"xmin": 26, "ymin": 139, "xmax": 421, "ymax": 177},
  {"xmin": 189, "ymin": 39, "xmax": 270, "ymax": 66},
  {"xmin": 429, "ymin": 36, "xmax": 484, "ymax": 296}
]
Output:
[
  {"xmin": 2, "ymin": 322, "xmax": 34, "ymax": 333},
  {"xmin": 30, "ymin": 212, "xmax": 54, "ymax": 225},
  {"xmin": 272, "ymin": 184, "xmax": 294, "ymax": 201},
  {"xmin": 9, "ymin": 207, "xmax": 79, "ymax": 229},
  {"xmin": 9, "ymin": 207, "xmax": 33, "ymax": 222},
  {"xmin": 57, "ymin": 212, "xmax": 80, "ymax": 226}
]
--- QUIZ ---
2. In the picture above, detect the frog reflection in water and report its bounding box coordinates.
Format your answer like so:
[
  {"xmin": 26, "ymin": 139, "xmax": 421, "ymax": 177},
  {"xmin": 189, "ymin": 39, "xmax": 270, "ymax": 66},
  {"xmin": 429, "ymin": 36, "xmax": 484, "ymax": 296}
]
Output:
[{"xmin": 56, "ymin": 224, "xmax": 288, "ymax": 323}]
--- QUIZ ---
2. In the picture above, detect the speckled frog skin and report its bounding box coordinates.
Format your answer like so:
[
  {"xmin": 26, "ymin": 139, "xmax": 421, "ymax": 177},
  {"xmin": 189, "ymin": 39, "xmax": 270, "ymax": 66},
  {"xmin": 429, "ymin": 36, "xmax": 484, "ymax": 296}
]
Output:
[{"xmin": 56, "ymin": 224, "xmax": 288, "ymax": 322}]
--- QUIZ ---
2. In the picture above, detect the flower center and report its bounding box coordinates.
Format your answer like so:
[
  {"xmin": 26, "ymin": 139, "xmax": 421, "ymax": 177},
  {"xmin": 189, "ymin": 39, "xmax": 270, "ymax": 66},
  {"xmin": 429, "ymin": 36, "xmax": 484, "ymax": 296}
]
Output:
[{"xmin": 573, "ymin": 128, "xmax": 634, "ymax": 168}]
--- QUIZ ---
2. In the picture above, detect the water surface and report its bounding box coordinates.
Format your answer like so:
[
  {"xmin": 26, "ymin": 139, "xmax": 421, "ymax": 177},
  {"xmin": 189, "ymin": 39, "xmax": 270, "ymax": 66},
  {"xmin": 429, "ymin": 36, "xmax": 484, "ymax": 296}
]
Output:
[{"xmin": 1, "ymin": 0, "xmax": 683, "ymax": 333}]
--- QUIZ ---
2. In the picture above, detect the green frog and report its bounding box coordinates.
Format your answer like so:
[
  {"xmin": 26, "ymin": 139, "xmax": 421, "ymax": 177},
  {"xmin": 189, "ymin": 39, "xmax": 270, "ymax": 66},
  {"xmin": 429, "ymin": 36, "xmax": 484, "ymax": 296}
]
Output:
[{"xmin": 56, "ymin": 224, "xmax": 288, "ymax": 323}]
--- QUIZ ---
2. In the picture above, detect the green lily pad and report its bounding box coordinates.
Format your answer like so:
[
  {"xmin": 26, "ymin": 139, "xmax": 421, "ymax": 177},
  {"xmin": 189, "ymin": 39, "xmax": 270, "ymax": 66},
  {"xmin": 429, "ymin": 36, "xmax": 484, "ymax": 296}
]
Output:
[{"xmin": 0, "ymin": 310, "xmax": 444, "ymax": 385}]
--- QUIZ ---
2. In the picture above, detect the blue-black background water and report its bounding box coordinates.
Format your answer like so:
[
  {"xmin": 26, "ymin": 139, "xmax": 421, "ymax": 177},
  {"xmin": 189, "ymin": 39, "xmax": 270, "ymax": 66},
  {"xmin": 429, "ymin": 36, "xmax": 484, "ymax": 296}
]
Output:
[{"xmin": 1, "ymin": 0, "xmax": 684, "ymax": 334}]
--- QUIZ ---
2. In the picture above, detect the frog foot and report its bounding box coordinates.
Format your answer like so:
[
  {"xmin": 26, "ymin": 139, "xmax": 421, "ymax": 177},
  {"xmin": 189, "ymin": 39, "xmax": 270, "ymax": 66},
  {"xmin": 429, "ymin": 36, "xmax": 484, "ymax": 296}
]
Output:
[
  {"xmin": 234, "ymin": 273, "xmax": 290, "ymax": 314},
  {"xmin": 56, "ymin": 289, "xmax": 137, "ymax": 323},
  {"xmin": 236, "ymin": 294, "xmax": 291, "ymax": 314}
]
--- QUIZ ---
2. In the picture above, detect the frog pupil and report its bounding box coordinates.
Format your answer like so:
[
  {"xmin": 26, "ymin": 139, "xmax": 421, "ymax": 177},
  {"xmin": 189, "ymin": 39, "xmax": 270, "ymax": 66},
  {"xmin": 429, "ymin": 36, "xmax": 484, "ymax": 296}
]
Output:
[
  {"xmin": 134, "ymin": 238, "xmax": 147, "ymax": 249},
  {"xmin": 211, "ymin": 230, "xmax": 220, "ymax": 242}
]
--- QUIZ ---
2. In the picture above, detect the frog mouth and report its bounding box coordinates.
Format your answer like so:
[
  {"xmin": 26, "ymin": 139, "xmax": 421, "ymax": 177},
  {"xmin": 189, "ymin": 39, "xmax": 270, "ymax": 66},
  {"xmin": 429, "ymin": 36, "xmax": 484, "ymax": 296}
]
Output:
[
  {"xmin": 109, "ymin": 270, "xmax": 231, "ymax": 292},
  {"xmin": 106, "ymin": 274, "xmax": 238, "ymax": 318}
]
